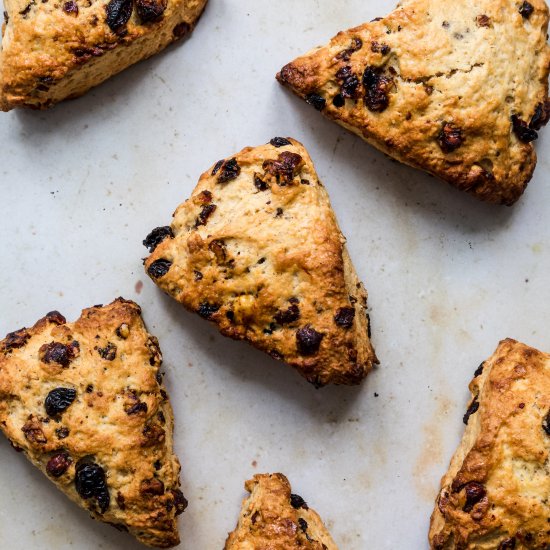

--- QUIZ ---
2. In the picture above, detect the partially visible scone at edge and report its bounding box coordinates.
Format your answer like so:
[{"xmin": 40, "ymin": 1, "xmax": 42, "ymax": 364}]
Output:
[
  {"xmin": 0, "ymin": 0, "xmax": 208, "ymax": 110},
  {"xmin": 277, "ymin": 0, "xmax": 550, "ymax": 205},
  {"xmin": 0, "ymin": 298, "xmax": 186, "ymax": 548},
  {"xmin": 429, "ymin": 339, "xmax": 550, "ymax": 549},
  {"xmin": 143, "ymin": 137, "xmax": 377, "ymax": 387},
  {"xmin": 225, "ymin": 473, "xmax": 338, "ymax": 550}
]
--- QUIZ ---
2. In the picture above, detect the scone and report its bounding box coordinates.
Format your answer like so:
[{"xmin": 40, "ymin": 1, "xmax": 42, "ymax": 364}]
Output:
[
  {"xmin": 224, "ymin": 473, "xmax": 338, "ymax": 550},
  {"xmin": 0, "ymin": 0, "xmax": 207, "ymax": 110},
  {"xmin": 277, "ymin": 0, "xmax": 550, "ymax": 205},
  {"xmin": 143, "ymin": 137, "xmax": 377, "ymax": 387},
  {"xmin": 429, "ymin": 339, "xmax": 550, "ymax": 549},
  {"xmin": 0, "ymin": 298, "xmax": 186, "ymax": 548}
]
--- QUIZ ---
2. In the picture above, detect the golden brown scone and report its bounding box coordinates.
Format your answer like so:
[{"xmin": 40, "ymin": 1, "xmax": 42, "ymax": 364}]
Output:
[
  {"xmin": 429, "ymin": 339, "xmax": 550, "ymax": 549},
  {"xmin": 225, "ymin": 473, "xmax": 338, "ymax": 550},
  {"xmin": 143, "ymin": 137, "xmax": 377, "ymax": 387},
  {"xmin": 277, "ymin": 0, "xmax": 550, "ymax": 205},
  {"xmin": 0, "ymin": 298, "xmax": 186, "ymax": 548},
  {"xmin": 0, "ymin": 0, "xmax": 207, "ymax": 110}
]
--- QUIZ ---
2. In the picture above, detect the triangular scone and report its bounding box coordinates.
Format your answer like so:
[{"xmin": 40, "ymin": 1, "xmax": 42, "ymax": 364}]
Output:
[
  {"xmin": 143, "ymin": 138, "xmax": 376, "ymax": 387},
  {"xmin": 0, "ymin": 298, "xmax": 186, "ymax": 548},
  {"xmin": 277, "ymin": 0, "xmax": 550, "ymax": 205},
  {"xmin": 0, "ymin": 0, "xmax": 207, "ymax": 110},
  {"xmin": 224, "ymin": 473, "xmax": 338, "ymax": 550},
  {"xmin": 429, "ymin": 339, "xmax": 550, "ymax": 549}
]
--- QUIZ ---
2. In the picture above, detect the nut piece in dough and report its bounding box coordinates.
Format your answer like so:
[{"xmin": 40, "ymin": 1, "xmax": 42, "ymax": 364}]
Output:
[
  {"xmin": 277, "ymin": 0, "xmax": 550, "ymax": 205},
  {"xmin": 225, "ymin": 473, "xmax": 338, "ymax": 550},
  {"xmin": 143, "ymin": 137, "xmax": 377, "ymax": 387},
  {"xmin": 0, "ymin": 298, "xmax": 186, "ymax": 548},
  {"xmin": 429, "ymin": 338, "xmax": 550, "ymax": 549}
]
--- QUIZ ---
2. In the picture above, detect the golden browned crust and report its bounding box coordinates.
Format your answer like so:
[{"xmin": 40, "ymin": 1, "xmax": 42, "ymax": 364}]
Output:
[
  {"xmin": 224, "ymin": 473, "xmax": 338, "ymax": 550},
  {"xmin": 0, "ymin": 0, "xmax": 207, "ymax": 110},
  {"xmin": 0, "ymin": 298, "xmax": 186, "ymax": 548},
  {"xmin": 143, "ymin": 137, "xmax": 377, "ymax": 387},
  {"xmin": 277, "ymin": 0, "xmax": 550, "ymax": 205},
  {"xmin": 429, "ymin": 338, "xmax": 550, "ymax": 549}
]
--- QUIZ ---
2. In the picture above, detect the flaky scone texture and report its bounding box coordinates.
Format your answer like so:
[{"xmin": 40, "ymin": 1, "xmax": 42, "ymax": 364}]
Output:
[
  {"xmin": 224, "ymin": 473, "xmax": 338, "ymax": 550},
  {"xmin": 277, "ymin": 0, "xmax": 550, "ymax": 205},
  {"xmin": 143, "ymin": 137, "xmax": 377, "ymax": 387},
  {"xmin": 0, "ymin": 298, "xmax": 186, "ymax": 548},
  {"xmin": 429, "ymin": 338, "xmax": 550, "ymax": 549},
  {"xmin": 0, "ymin": 0, "xmax": 207, "ymax": 110}
]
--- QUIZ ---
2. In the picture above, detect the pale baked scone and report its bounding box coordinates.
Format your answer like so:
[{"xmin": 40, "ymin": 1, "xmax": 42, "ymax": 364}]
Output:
[
  {"xmin": 225, "ymin": 473, "xmax": 338, "ymax": 550},
  {"xmin": 143, "ymin": 137, "xmax": 377, "ymax": 387},
  {"xmin": 0, "ymin": 0, "xmax": 207, "ymax": 110},
  {"xmin": 277, "ymin": 0, "xmax": 550, "ymax": 205},
  {"xmin": 0, "ymin": 298, "xmax": 186, "ymax": 548},
  {"xmin": 429, "ymin": 339, "xmax": 550, "ymax": 549}
]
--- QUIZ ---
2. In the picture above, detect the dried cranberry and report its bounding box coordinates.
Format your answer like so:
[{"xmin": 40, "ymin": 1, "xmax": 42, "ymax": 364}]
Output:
[
  {"xmin": 126, "ymin": 401, "xmax": 148, "ymax": 415},
  {"xmin": 542, "ymin": 410, "xmax": 550, "ymax": 435},
  {"xmin": 463, "ymin": 397, "xmax": 479, "ymax": 425},
  {"xmin": 363, "ymin": 66, "xmax": 393, "ymax": 112},
  {"xmin": 22, "ymin": 419, "xmax": 47, "ymax": 444},
  {"xmin": 270, "ymin": 137, "xmax": 291, "ymax": 147},
  {"xmin": 194, "ymin": 270, "xmax": 203, "ymax": 281},
  {"xmin": 333, "ymin": 94, "xmax": 345, "ymax": 107},
  {"xmin": 498, "ymin": 538, "xmax": 516, "ymax": 550},
  {"xmin": 336, "ymin": 66, "xmax": 360, "ymax": 99},
  {"xmin": 75, "ymin": 461, "xmax": 110, "ymax": 513},
  {"xmin": 195, "ymin": 203, "xmax": 217, "ymax": 227},
  {"xmin": 298, "ymin": 517, "xmax": 308, "ymax": 532},
  {"xmin": 438, "ymin": 122, "xmax": 463, "ymax": 152},
  {"xmin": 143, "ymin": 226, "xmax": 174, "ymax": 252},
  {"xmin": 290, "ymin": 494, "xmax": 308, "ymax": 509},
  {"xmin": 170, "ymin": 488, "xmax": 188, "ymax": 515},
  {"xmin": 296, "ymin": 325, "xmax": 324, "ymax": 355},
  {"xmin": 462, "ymin": 481, "xmax": 486, "ymax": 512},
  {"xmin": 519, "ymin": 1, "xmax": 534, "ymax": 18},
  {"xmin": 274, "ymin": 304, "xmax": 300, "ymax": 324},
  {"xmin": 46, "ymin": 311, "xmax": 66, "ymax": 325},
  {"xmin": 334, "ymin": 307, "xmax": 355, "ymax": 328},
  {"xmin": 511, "ymin": 115, "xmax": 538, "ymax": 142},
  {"xmin": 4, "ymin": 328, "xmax": 30, "ymax": 350},
  {"xmin": 140, "ymin": 478, "xmax": 165, "ymax": 495},
  {"xmin": 217, "ymin": 158, "xmax": 241, "ymax": 183},
  {"xmin": 335, "ymin": 37, "xmax": 363, "ymax": 61},
  {"xmin": 474, "ymin": 362, "xmax": 484, "ymax": 377},
  {"xmin": 263, "ymin": 152, "xmax": 303, "ymax": 184},
  {"xmin": 476, "ymin": 14, "xmax": 491, "ymax": 27},
  {"xmin": 371, "ymin": 41, "xmax": 390, "ymax": 54},
  {"xmin": 211, "ymin": 160, "xmax": 224, "ymax": 176},
  {"xmin": 45, "ymin": 387, "xmax": 77, "ymax": 417},
  {"xmin": 197, "ymin": 302, "xmax": 220, "ymax": 319},
  {"xmin": 39, "ymin": 342, "xmax": 76, "ymax": 367},
  {"xmin": 305, "ymin": 93, "xmax": 326, "ymax": 111},
  {"xmin": 172, "ymin": 21, "xmax": 190, "ymax": 39},
  {"xmin": 56, "ymin": 427, "xmax": 70, "ymax": 439},
  {"xmin": 46, "ymin": 452, "xmax": 72, "ymax": 477},
  {"xmin": 530, "ymin": 100, "xmax": 550, "ymax": 130},
  {"xmin": 62, "ymin": 1, "xmax": 78, "ymax": 15},
  {"xmin": 148, "ymin": 259, "xmax": 172, "ymax": 278},
  {"xmin": 98, "ymin": 342, "xmax": 117, "ymax": 361},
  {"xmin": 105, "ymin": 0, "xmax": 132, "ymax": 32},
  {"xmin": 135, "ymin": 0, "xmax": 166, "ymax": 22}
]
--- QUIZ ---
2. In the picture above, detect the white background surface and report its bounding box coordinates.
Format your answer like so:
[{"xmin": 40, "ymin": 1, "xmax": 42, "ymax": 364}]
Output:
[{"xmin": 0, "ymin": 0, "xmax": 549, "ymax": 548}]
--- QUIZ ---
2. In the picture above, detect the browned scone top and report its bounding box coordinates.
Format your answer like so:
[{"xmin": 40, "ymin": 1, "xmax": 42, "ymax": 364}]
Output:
[
  {"xmin": 0, "ymin": 298, "xmax": 186, "ymax": 548},
  {"xmin": 429, "ymin": 339, "xmax": 550, "ymax": 549},
  {"xmin": 277, "ymin": 0, "xmax": 550, "ymax": 205},
  {"xmin": 143, "ymin": 137, "xmax": 377, "ymax": 387},
  {"xmin": 224, "ymin": 473, "xmax": 338, "ymax": 550},
  {"xmin": 0, "ymin": 0, "xmax": 207, "ymax": 110}
]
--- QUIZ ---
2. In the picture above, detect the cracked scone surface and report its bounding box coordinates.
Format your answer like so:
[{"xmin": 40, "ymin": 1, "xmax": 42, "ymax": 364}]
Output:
[
  {"xmin": 277, "ymin": 0, "xmax": 550, "ymax": 205},
  {"xmin": 0, "ymin": 298, "xmax": 186, "ymax": 548},
  {"xmin": 429, "ymin": 339, "xmax": 550, "ymax": 549},
  {"xmin": 143, "ymin": 137, "xmax": 376, "ymax": 387},
  {"xmin": 0, "ymin": 0, "xmax": 207, "ymax": 110},
  {"xmin": 224, "ymin": 473, "xmax": 338, "ymax": 550}
]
